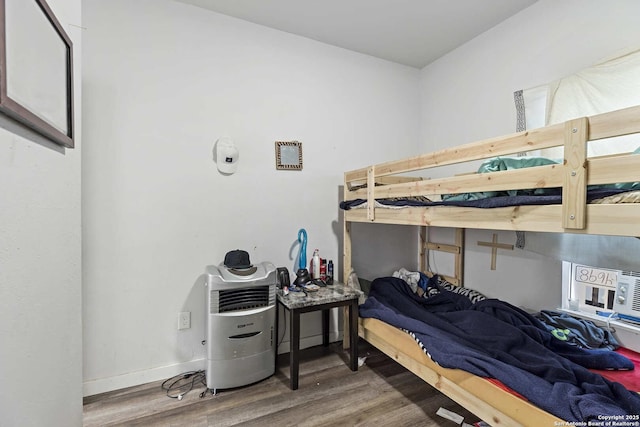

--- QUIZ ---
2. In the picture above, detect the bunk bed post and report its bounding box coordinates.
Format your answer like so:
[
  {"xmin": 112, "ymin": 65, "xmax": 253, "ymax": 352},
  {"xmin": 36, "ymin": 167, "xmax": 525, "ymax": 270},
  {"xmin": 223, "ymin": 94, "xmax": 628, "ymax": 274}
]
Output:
[
  {"xmin": 343, "ymin": 220, "xmax": 352, "ymax": 286},
  {"xmin": 562, "ymin": 117, "xmax": 588, "ymax": 229},
  {"xmin": 419, "ymin": 226, "xmax": 427, "ymax": 273},
  {"xmin": 367, "ymin": 166, "xmax": 375, "ymax": 221},
  {"xmin": 343, "ymin": 170, "xmax": 354, "ymax": 287},
  {"xmin": 343, "ymin": 175, "xmax": 353, "ymax": 350},
  {"xmin": 455, "ymin": 228, "xmax": 465, "ymax": 286}
]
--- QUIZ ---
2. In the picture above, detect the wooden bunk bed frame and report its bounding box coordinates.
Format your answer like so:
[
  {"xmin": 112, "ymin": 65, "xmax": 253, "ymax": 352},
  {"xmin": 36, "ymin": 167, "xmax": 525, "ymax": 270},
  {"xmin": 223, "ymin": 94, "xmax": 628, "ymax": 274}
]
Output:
[{"xmin": 342, "ymin": 105, "xmax": 640, "ymax": 426}]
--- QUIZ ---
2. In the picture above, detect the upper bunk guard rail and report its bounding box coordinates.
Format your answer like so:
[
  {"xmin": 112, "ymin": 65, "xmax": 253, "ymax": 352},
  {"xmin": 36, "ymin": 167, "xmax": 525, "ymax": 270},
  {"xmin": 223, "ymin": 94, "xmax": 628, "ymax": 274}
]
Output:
[
  {"xmin": 343, "ymin": 105, "xmax": 640, "ymax": 232},
  {"xmin": 345, "ymin": 104, "xmax": 640, "ymax": 183}
]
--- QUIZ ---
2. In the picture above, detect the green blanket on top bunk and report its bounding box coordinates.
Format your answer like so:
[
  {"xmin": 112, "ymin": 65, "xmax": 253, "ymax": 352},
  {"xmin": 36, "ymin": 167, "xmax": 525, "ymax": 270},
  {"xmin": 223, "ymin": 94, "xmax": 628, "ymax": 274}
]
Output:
[{"xmin": 442, "ymin": 148, "xmax": 640, "ymax": 202}]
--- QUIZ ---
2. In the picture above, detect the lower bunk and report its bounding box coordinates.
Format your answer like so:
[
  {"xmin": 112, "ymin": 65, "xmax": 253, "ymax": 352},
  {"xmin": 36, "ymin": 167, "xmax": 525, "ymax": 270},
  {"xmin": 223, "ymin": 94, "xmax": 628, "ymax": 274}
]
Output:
[
  {"xmin": 355, "ymin": 275, "xmax": 640, "ymax": 426},
  {"xmin": 359, "ymin": 317, "xmax": 561, "ymax": 426}
]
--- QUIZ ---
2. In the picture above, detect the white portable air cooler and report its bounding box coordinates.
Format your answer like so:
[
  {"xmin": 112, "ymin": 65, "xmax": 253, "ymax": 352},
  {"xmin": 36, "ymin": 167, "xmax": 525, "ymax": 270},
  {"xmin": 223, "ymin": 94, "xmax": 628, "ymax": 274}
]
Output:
[{"xmin": 204, "ymin": 262, "xmax": 276, "ymax": 392}]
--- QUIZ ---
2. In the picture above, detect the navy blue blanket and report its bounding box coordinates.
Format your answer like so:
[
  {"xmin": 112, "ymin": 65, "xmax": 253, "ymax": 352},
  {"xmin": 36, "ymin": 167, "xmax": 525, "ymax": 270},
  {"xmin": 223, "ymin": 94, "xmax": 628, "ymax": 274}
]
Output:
[
  {"xmin": 340, "ymin": 187, "xmax": 631, "ymax": 210},
  {"xmin": 359, "ymin": 277, "xmax": 640, "ymax": 422}
]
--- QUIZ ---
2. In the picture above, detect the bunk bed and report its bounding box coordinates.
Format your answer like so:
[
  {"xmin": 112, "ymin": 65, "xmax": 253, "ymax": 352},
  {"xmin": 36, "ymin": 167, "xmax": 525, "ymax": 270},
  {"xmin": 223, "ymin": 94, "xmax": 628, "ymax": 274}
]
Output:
[{"xmin": 341, "ymin": 105, "xmax": 640, "ymax": 426}]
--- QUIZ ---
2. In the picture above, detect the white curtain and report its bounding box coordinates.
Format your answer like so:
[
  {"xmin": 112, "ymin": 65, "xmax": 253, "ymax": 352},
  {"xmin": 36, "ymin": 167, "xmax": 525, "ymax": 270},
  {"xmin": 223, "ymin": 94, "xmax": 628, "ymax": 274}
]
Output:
[
  {"xmin": 539, "ymin": 47, "xmax": 640, "ymax": 159},
  {"xmin": 523, "ymin": 84, "xmax": 548, "ymax": 131},
  {"xmin": 517, "ymin": 84, "xmax": 549, "ymax": 157},
  {"xmin": 547, "ymin": 47, "xmax": 640, "ymax": 125}
]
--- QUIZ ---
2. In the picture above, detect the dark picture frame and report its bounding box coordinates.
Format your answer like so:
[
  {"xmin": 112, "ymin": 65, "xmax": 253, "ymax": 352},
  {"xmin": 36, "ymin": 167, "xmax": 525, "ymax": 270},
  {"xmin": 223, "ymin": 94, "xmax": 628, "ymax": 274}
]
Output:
[{"xmin": 0, "ymin": 0, "xmax": 74, "ymax": 148}]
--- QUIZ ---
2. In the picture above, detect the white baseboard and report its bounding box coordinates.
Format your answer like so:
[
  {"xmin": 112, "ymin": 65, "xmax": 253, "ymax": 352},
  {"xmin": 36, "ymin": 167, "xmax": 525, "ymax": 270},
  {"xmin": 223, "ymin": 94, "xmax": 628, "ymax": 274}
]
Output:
[
  {"xmin": 83, "ymin": 358, "xmax": 207, "ymax": 397},
  {"xmin": 83, "ymin": 331, "xmax": 344, "ymax": 397}
]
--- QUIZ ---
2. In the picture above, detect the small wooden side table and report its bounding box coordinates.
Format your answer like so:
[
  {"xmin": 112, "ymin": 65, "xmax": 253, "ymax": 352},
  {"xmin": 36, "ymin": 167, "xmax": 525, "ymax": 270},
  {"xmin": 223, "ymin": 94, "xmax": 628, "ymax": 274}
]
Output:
[{"xmin": 276, "ymin": 282, "xmax": 362, "ymax": 390}]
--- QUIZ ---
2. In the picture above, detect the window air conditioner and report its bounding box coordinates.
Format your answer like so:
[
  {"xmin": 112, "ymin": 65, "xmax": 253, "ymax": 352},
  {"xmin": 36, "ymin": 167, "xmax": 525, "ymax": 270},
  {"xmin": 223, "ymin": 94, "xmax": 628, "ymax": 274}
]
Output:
[{"xmin": 613, "ymin": 270, "xmax": 640, "ymax": 323}]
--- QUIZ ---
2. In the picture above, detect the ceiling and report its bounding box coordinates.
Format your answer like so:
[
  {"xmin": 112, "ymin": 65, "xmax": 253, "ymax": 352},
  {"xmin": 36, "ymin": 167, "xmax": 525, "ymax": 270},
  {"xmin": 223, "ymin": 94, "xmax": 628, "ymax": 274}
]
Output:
[{"xmin": 175, "ymin": 0, "xmax": 537, "ymax": 69}]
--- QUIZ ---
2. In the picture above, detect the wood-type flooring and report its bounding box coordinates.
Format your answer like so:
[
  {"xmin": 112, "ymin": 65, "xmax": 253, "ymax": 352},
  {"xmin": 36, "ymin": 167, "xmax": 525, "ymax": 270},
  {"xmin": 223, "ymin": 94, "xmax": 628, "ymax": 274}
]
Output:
[{"xmin": 83, "ymin": 341, "xmax": 481, "ymax": 426}]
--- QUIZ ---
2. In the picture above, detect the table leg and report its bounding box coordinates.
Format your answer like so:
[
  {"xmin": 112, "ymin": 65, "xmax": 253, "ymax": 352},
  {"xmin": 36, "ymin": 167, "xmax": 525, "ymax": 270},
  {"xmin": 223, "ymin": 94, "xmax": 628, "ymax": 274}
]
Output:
[
  {"xmin": 349, "ymin": 300, "xmax": 358, "ymax": 371},
  {"xmin": 322, "ymin": 309, "xmax": 329, "ymax": 346},
  {"xmin": 342, "ymin": 306, "xmax": 350, "ymax": 351},
  {"xmin": 290, "ymin": 309, "xmax": 300, "ymax": 390},
  {"xmin": 275, "ymin": 302, "xmax": 279, "ymax": 370}
]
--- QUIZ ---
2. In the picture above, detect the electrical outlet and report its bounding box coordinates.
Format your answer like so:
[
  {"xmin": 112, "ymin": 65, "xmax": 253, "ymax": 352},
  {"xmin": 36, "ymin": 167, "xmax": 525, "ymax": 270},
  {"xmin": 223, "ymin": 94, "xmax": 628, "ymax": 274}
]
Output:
[{"xmin": 178, "ymin": 311, "xmax": 191, "ymax": 330}]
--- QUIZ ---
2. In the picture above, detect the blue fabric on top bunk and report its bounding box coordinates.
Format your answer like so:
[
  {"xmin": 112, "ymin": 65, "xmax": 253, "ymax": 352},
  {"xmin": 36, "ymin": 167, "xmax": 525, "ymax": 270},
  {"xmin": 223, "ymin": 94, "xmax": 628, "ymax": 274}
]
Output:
[
  {"xmin": 359, "ymin": 276, "xmax": 640, "ymax": 422},
  {"xmin": 339, "ymin": 187, "xmax": 631, "ymax": 210}
]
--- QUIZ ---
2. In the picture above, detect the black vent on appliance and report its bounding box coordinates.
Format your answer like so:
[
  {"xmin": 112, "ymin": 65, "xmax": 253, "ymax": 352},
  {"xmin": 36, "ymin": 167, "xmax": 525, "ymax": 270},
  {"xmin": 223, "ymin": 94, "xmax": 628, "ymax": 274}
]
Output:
[{"xmin": 218, "ymin": 286, "xmax": 271, "ymax": 313}]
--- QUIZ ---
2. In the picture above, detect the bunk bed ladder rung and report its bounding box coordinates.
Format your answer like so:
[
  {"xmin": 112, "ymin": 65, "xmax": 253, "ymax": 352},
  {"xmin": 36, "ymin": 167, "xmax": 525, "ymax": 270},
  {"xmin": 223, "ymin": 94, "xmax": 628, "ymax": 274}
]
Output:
[{"xmin": 420, "ymin": 227, "xmax": 465, "ymax": 287}]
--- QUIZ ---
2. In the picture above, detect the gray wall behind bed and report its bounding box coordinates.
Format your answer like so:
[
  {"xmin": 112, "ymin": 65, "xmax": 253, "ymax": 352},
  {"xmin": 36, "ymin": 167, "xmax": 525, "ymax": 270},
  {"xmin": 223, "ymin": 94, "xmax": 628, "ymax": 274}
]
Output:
[
  {"xmin": 524, "ymin": 233, "xmax": 640, "ymax": 273},
  {"xmin": 350, "ymin": 222, "xmax": 419, "ymax": 282}
]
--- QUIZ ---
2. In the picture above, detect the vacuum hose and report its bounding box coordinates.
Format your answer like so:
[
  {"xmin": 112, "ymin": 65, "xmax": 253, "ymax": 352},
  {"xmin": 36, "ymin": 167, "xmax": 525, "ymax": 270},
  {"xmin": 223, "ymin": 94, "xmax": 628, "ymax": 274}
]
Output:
[{"xmin": 297, "ymin": 229, "xmax": 307, "ymax": 270}]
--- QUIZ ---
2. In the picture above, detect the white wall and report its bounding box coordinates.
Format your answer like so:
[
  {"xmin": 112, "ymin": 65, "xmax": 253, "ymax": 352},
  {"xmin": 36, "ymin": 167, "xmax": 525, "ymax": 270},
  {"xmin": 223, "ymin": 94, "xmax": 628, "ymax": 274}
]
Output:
[
  {"xmin": 82, "ymin": 0, "xmax": 420, "ymax": 395},
  {"xmin": 82, "ymin": 0, "xmax": 640, "ymax": 398},
  {"xmin": 0, "ymin": 0, "xmax": 82, "ymax": 425},
  {"xmin": 419, "ymin": 0, "xmax": 640, "ymax": 308}
]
